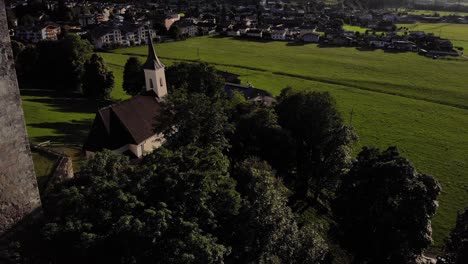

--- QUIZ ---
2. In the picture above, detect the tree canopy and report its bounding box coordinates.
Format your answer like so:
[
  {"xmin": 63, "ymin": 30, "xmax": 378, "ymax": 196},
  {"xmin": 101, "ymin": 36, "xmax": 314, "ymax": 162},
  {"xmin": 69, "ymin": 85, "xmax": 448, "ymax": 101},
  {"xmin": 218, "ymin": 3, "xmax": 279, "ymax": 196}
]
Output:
[
  {"xmin": 165, "ymin": 62, "xmax": 225, "ymax": 98},
  {"xmin": 333, "ymin": 146, "xmax": 441, "ymax": 264},
  {"xmin": 15, "ymin": 33, "xmax": 93, "ymax": 92},
  {"xmin": 275, "ymin": 88, "xmax": 357, "ymax": 200},
  {"xmin": 82, "ymin": 54, "xmax": 114, "ymax": 99},
  {"xmin": 442, "ymin": 208, "xmax": 468, "ymax": 264},
  {"xmin": 123, "ymin": 57, "xmax": 145, "ymax": 96}
]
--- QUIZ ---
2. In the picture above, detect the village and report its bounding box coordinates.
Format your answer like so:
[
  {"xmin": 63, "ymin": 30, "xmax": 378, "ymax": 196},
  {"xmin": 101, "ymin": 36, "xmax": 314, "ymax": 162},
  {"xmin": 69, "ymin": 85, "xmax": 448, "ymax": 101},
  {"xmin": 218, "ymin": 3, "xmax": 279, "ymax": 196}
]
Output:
[
  {"xmin": 2, "ymin": 0, "xmax": 468, "ymax": 263},
  {"xmin": 6, "ymin": 0, "xmax": 467, "ymax": 58}
]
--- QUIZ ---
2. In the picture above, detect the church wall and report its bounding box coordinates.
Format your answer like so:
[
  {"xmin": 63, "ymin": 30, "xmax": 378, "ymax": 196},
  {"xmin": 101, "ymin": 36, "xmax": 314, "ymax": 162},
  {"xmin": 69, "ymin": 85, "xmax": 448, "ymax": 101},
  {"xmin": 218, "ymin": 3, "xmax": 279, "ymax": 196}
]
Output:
[
  {"xmin": 142, "ymin": 134, "xmax": 165, "ymax": 154},
  {"xmin": 129, "ymin": 144, "xmax": 143, "ymax": 158}
]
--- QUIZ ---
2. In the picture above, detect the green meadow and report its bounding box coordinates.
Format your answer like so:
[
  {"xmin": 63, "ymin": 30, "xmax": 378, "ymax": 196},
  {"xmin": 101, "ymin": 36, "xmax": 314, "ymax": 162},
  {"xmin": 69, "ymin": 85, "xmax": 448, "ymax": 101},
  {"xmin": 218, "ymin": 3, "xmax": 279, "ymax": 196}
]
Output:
[
  {"xmin": 21, "ymin": 32, "xmax": 468, "ymax": 248},
  {"xmin": 399, "ymin": 22, "xmax": 468, "ymax": 49}
]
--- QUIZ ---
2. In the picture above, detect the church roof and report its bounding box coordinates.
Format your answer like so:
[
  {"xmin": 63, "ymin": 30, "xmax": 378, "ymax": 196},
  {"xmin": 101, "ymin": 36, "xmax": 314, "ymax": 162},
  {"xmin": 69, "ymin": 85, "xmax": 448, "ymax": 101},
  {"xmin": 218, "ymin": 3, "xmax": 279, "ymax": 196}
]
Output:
[
  {"xmin": 143, "ymin": 35, "xmax": 165, "ymax": 70},
  {"xmin": 83, "ymin": 91, "xmax": 162, "ymax": 152}
]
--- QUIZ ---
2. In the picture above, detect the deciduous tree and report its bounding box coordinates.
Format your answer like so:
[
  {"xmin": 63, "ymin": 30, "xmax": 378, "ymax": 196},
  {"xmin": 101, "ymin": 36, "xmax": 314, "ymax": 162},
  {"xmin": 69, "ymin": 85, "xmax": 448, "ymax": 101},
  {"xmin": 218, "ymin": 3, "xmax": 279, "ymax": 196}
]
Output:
[
  {"xmin": 165, "ymin": 62, "xmax": 225, "ymax": 98},
  {"xmin": 333, "ymin": 146, "xmax": 441, "ymax": 263},
  {"xmin": 442, "ymin": 208, "xmax": 468, "ymax": 264},
  {"xmin": 82, "ymin": 54, "xmax": 114, "ymax": 99},
  {"xmin": 275, "ymin": 88, "xmax": 357, "ymax": 200},
  {"xmin": 123, "ymin": 57, "xmax": 145, "ymax": 96}
]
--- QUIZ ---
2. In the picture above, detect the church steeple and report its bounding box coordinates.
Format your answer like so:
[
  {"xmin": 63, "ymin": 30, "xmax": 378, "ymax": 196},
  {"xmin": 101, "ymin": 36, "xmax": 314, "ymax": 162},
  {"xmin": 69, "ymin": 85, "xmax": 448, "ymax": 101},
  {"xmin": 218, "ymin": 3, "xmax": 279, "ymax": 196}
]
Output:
[
  {"xmin": 143, "ymin": 33, "xmax": 167, "ymax": 99},
  {"xmin": 143, "ymin": 34, "xmax": 164, "ymax": 70}
]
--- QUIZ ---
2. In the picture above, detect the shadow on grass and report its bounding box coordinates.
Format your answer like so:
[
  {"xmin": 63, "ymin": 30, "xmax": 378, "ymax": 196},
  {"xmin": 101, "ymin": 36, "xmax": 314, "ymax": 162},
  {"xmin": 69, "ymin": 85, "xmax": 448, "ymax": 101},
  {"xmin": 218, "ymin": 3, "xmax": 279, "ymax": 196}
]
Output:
[
  {"xmin": 210, "ymin": 35, "xmax": 275, "ymax": 43},
  {"xmin": 21, "ymin": 89, "xmax": 114, "ymax": 115},
  {"xmin": 29, "ymin": 120, "xmax": 93, "ymax": 145}
]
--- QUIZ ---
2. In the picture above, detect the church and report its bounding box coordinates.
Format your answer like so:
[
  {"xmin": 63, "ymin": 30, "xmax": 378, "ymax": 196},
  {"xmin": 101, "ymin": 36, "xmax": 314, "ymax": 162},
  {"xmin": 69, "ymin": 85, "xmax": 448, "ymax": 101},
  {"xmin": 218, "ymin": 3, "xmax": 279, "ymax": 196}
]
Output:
[{"xmin": 83, "ymin": 38, "xmax": 167, "ymax": 158}]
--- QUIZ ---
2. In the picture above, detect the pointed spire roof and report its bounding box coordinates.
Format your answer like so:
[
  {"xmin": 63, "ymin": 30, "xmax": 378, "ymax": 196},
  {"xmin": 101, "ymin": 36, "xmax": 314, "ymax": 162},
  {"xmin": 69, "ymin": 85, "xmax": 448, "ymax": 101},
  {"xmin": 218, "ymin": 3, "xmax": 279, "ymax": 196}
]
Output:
[{"xmin": 143, "ymin": 34, "xmax": 164, "ymax": 70}]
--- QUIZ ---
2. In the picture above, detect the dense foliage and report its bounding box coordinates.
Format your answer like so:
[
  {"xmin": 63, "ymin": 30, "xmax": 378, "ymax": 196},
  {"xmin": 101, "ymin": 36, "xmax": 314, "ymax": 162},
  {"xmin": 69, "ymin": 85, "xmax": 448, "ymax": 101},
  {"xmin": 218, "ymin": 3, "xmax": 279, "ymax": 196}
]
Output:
[
  {"xmin": 10, "ymin": 62, "xmax": 442, "ymax": 263},
  {"xmin": 275, "ymin": 88, "xmax": 357, "ymax": 201},
  {"xmin": 14, "ymin": 33, "xmax": 93, "ymax": 92},
  {"xmin": 333, "ymin": 147, "xmax": 441, "ymax": 264},
  {"xmin": 123, "ymin": 57, "xmax": 145, "ymax": 96},
  {"xmin": 82, "ymin": 54, "xmax": 114, "ymax": 99},
  {"xmin": 442, "ymin": 208, "xmax": 468, "ymax": 264}
]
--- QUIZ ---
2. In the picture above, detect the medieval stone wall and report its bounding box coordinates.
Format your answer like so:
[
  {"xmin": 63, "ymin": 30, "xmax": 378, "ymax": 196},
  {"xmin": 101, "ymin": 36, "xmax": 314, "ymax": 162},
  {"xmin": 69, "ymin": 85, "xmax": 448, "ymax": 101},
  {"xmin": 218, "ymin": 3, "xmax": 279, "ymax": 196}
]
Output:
[{"xmin": 0, "ymin": 0, "xmax": 42, "ymax": 236}]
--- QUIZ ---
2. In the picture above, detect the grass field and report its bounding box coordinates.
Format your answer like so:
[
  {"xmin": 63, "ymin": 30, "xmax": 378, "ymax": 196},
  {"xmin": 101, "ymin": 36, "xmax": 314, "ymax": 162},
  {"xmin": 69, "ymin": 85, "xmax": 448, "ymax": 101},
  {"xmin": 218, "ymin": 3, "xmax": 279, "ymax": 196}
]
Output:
[
  {"xmin": 107, "ymin": 35, "xmax": 468, "ymax": 247},
  {"xmin": 406, "ymin": 9, "xmax": 468, "ymax": 17},
  {"xmin": 21, "ymin": 31, "xmax": 468, "ymax": 248},
  {"xmin": 398, "ymin": 22, "xmax": 468, "ymax": 49}
]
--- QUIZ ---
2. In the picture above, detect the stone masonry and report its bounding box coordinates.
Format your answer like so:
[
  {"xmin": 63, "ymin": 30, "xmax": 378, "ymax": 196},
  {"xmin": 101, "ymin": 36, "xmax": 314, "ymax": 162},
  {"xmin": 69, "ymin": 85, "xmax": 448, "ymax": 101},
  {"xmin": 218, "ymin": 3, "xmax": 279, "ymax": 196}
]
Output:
[{"xmin": 0, "ymin": 0, "xmax": 42, "ymax": 236}]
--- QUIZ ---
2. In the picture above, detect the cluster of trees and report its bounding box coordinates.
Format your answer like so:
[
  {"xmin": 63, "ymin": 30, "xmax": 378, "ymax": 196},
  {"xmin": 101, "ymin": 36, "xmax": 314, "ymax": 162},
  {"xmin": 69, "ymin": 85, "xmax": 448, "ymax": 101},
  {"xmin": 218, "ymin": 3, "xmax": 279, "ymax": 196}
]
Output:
[
  {"xmin": 9, "ymin": 63, "xmax": 465, "ymax": 264},
  {"xmin": 13, "ymin": 34, "xmax": 114, "ymax": 100}
]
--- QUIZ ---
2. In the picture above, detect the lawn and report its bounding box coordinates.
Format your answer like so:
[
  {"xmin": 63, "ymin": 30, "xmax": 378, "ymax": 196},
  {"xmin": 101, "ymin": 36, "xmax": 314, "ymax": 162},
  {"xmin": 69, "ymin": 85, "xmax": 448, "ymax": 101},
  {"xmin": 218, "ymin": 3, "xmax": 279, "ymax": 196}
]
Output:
[
  {"xmin": 21, "ymin": 90, "xmax": 98, "ymax": 180},
  {"xmin": 398, "ymin": 22, "xmax": 468, "ymax": 49},
  {"xmin": 104, "ymin": 35, "xmax": 468, "ymax": 248},
  {"xmin": 21, "ymin": 32, "xmax": 468, "ymax": 248},
  {"xmin": 406, "ymin": 9, "xmax": 468, "ymax": 17},
  {"xmin": 113, "ymin": 35, "xmax": 468, "ymax": 109}
]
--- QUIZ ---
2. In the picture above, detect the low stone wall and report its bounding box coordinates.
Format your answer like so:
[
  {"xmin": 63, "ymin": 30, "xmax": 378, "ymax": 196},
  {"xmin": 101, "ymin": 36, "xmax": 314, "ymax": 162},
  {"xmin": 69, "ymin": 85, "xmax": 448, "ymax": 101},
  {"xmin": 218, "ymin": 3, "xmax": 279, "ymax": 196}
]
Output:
[{"xmin": 31, "ymin": 145, "xmax": 74, "ymax": 190}]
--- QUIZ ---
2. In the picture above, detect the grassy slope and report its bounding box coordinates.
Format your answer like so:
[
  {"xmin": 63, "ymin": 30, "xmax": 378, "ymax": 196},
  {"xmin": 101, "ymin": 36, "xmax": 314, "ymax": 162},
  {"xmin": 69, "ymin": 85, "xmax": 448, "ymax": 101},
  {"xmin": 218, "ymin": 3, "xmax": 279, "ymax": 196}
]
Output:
[{"xmin": 101, "ymin": 35, "xmax": 468, "ymax": 247}]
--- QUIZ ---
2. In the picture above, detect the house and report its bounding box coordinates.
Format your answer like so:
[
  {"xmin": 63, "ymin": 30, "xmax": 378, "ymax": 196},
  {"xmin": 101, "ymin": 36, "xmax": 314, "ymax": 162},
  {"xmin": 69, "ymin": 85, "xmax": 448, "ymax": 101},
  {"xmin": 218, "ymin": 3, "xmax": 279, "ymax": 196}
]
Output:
[
  {"xmin": 83, "ymin": 37, "xmax": 167, "ymax": 158},
  {"xmin": 369, "ymin": 40, "xmax": 388, "ymax": 48},
  {"xmin": 78, "ymin": 14, "xmax": 95, "ymax": 27},
  {"xmin": 302, "ymin": 32, "xmax": 320, "ymax": 43},
  {"xmin": 91, "ymin": 23, "xmax": 156, "ymax": 49},
  {"xmin": 15, "ymin": 24, "xmax": 61, "ymax": 43},
  {"xmin": 246, "ymin": 29, "xmax": 263, "ymax": 38},
  {"xmin": 224, "ymin": 83, "xmax": 276, "ymax": 106},
  {"xmin": 165, "ymin": 13, "xmax": 181, "ymax": 30},
  {"xmin": 227, "ymin": 29, "xmax": 241, "ymax": 36},
  {"xmin": 176, "ymin": 20, "xmax": 198, "ymax": 37},
  {"xmin": 270, "ymin": 26, "xmax": 288, "ymax": 40}
]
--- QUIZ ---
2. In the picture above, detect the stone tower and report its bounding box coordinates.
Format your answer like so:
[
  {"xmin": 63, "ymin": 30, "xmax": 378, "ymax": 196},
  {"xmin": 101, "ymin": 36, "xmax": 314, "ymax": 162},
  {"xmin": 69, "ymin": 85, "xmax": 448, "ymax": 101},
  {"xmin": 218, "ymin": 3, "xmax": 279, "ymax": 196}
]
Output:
[
  {"xmin": 0, "ymin": 0, "xmax": 42, "ymax": 237},
  {"xmin": 143, "ymin": 35, "xmax": 167, "ymax": 100}
]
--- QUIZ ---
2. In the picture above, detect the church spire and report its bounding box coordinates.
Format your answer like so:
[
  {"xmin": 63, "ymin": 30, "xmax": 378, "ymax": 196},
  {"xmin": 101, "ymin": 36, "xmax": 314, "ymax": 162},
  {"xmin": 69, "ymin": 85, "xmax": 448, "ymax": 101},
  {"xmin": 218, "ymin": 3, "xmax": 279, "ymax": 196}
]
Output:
[{"xmin": 143, "ymin": 33, "xmax": 164, "ymax": 70}]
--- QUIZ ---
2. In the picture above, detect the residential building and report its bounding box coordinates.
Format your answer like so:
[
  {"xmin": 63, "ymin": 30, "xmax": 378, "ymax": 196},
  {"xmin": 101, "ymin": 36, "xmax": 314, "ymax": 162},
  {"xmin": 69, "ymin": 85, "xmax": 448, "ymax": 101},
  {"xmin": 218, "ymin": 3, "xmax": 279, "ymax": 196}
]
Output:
[
  {"xmin": 15, "ymin": 24, "xmax": 61, "ymax": 43},
  {"xmin": 302, "ymin": 32, "xmax": 320, "ymax": 43},
  {"xmin": 271, "ymin": 26, "xmax": 288, "ymax": 40},
  {"xmin": 91, "ymin": 23, "xmax": 156, "ymax": 49}
]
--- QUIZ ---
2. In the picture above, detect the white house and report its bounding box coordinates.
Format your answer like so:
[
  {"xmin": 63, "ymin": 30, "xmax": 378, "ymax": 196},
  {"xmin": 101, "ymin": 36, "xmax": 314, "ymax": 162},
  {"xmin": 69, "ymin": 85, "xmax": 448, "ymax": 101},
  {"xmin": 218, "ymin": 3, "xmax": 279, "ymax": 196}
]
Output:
[
  {"xmin": 271, "ymin": 27, "xmax": 288, "ymax": 40},
  {"xmin": 15, "ymin": 24, "xmax": 61, "ymax": 43},
  {"xmin": 302, "ymin": 32, "xmax": 320, "ymax": 43},
  {"xmin": 92, "ymin": 23, "xmax": 156, "ymax": 49}
]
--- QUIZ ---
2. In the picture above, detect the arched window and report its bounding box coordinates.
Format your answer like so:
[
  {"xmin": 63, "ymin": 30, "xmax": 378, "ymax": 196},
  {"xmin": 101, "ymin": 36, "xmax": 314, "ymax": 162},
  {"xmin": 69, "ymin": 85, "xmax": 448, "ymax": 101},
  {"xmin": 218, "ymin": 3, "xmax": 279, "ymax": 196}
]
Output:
[
  {"xmin": 149, "ymin": 78, "xmax": 154, "ymax": 89},
  {"xmin": 160, "ymin": 78, "xmax": 163, "ymax": 87}
]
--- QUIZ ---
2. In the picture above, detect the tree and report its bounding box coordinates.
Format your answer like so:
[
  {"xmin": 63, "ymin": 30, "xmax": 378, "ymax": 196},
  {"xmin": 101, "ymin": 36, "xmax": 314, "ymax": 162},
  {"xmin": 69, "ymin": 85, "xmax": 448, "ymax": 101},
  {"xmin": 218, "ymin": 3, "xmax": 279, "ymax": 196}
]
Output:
[
  {"xmin": 168, "ymin": 24, "xmax": 182, "ymax": 40},
  {"xmin": 333, "ymin": 147, "xmax": 441, "ymax": 264},
  {"xmin": 154, "ymin": 89, "xmax": 233, "ymax": 150},
  {"xmin": 123, "ymin": 57, "xmax": 145, "ymax": 96},
  {"xmin": 142, "ymin": 145, "xmax": 241, "ymax": 236},
  {"xmin": 442, "ymin": 208, "xmax": 468, "ymax": 264},
  {"xmin": 229, "ymin": 159, "xmax": 328, "ymax": 263},
  {"xmin": 229, "ymin": 102, "xmax": 296, "ymax": 176},
  {"xmin": 15, "ymin": 45, "xmax": 38, "ymax": 88},
  {"xmin": 275, "ymin": 88, "xmax": 357, "ymax": 200},
  {"xmin": 165, "ymin": 62, "xmax": 225, "ymax": 98},
  {"xmin": 36, "ymin": 149, "xmax": 236, "ymax": 263},
  {"xmin": 82, "ymin": 54, "xmax": 114, "ymax": 99},
  {"xmin": 35, "ymin": 33, "xmax": 93, "ymax": 91}
]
